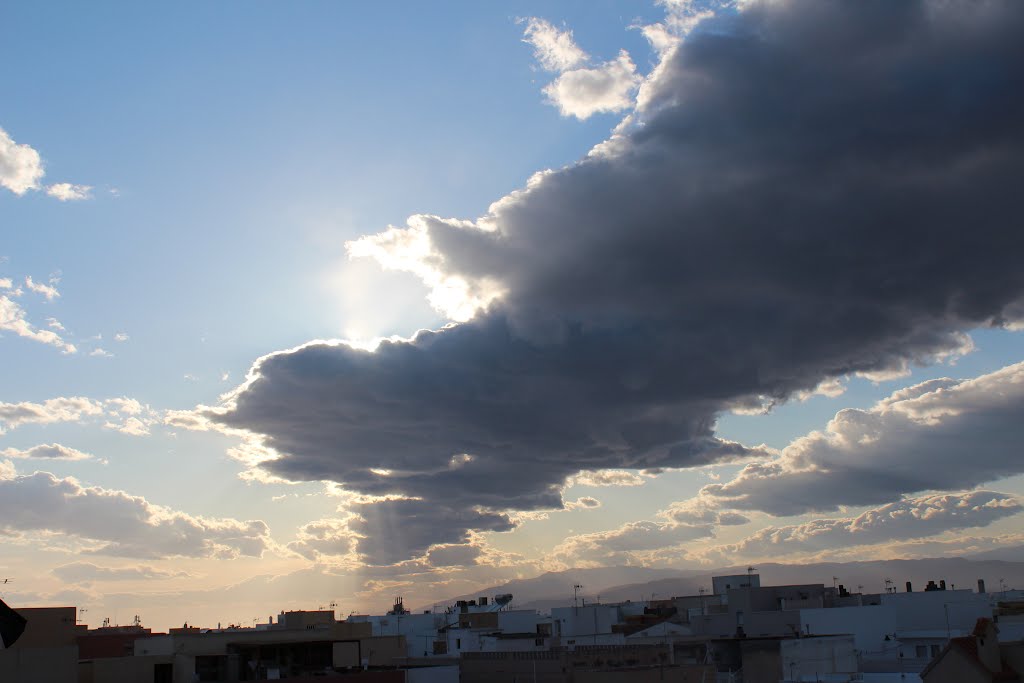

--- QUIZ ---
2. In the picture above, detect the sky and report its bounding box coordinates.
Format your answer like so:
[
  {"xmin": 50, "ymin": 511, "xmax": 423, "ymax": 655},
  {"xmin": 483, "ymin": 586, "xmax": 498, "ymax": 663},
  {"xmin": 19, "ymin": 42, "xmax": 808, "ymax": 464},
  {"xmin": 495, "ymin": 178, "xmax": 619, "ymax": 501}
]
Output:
[{"xmin": 1, "ymin": 0, "xmax": 1023, "ymax": 631}]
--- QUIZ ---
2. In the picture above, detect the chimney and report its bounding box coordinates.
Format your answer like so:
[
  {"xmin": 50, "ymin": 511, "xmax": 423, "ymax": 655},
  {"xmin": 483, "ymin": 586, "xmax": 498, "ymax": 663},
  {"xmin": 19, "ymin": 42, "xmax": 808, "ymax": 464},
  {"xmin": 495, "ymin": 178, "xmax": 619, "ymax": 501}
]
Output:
[
  {"xmin": 940, "ymin": 580, "xmax": 947, "ymax": 591},
  {"xmin": 479, "ymin": 597, "xmax": 488, "ymax": 606},
  {"xmin": 979, "ymin": 579, "xmax": 987, "ymax": 594},
  {"xmin": 906, "ymin": 582, "xmax": 913, "ymax": 593}
]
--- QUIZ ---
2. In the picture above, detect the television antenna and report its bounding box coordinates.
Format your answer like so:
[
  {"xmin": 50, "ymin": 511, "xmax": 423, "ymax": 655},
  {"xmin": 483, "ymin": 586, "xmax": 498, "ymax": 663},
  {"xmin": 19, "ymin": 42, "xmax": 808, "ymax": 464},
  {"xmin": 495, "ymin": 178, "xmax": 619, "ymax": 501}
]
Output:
[{"xmin": 573, "ymin": 584, "xmax": 583, "ymax": 608}]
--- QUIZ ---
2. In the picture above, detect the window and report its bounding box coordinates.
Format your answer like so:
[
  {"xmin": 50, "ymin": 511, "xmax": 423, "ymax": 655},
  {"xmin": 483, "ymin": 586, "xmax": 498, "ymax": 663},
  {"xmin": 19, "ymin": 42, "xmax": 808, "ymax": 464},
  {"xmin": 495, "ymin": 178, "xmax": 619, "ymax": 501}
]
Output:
[
  {"xmin": 915, "ymin": 645, "xmax": 927, "ymax": 658},
  {"xmin": 930, "ymin": 645, "xmax": 941, "ymax": 657},
  {"xmin": 456, "ymin": 639, "xmax": 461, "ymax": 648}
]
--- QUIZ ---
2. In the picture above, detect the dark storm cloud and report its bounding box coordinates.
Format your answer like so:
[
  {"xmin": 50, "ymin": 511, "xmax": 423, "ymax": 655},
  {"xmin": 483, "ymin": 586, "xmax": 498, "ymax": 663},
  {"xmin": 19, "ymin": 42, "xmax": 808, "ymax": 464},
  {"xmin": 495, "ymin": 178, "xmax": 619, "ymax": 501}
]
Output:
[
  {"xmin": 349, "ymin": 499, "xmax": 514, "ymax": 566},
  {"xmin": 701, "ymin": 362, "xmax": 1024, "ymax": 515},
  {"xmin": 216, "ymin": 0, "xmax": 1024, "ymax": 563}
]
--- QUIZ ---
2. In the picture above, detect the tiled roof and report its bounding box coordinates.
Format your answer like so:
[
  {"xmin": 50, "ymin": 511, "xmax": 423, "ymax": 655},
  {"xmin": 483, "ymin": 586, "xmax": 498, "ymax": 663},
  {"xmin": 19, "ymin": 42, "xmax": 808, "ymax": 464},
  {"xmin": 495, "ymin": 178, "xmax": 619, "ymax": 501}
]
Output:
[{"xmin": 921, "ymin": 634, "xmax": 1021, "ymax": 682}]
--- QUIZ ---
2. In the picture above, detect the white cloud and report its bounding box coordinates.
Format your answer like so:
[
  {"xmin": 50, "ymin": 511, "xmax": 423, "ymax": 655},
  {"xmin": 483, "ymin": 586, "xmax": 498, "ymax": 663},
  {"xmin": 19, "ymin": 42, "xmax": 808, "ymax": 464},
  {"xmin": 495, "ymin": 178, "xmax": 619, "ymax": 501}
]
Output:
[
  {"xmin": 543, "ymin": 51, "xmax": 642, "ymax": 120},
  {"xmin": 114, "ymin": 332, "xmax": 129, "ymax": 342},
  {"xmin": 0, "ymin": 396, "xmax": 158, "ymax": 437},
  {"xmin": 521, "ymin": 17, "xmax": 588, "ymax": 72},
  {"xmin": 102, "ymin": 399, "xmax": 156, "ymax": 435},
  {"xmin": 638, "ymin": 0, "xmax": 718, "ymax": 56},
  {"xmin": 0, "ymin": 126, "xmax": 91, "ymax": 200},
  {"xmin": 46, "ymin": 317, "xmax": 65, "ymax": 331},
  {"xmin": 565, "ymin": 496, "xmax": 602, "ymax": 510},
  {"xmin": 569, "ymin": 469, "xmax": 646, "ymax": 487},
  {"xmin": 0, "ymin": 278, "xmax": 12, "ymax": 289},
  {"xmin": 520, "ymin": 18, "xmax": 640, "ymax": 120},
  {"xmin": 89, "ymin": 348, "xmax": 113, "ymax": 358},
  {"xmin": 45, "ymin": 182, "xmax": 92, "ymax": 202},
  {"xmin": 163, "ymin": 409, "xmax": 217, "ymax": 432},
  {"xmin": 0, "ymin": 293, "xmax": 77, "ymax": 354},
  {"xmin": 105, "ymin": 398, "xmax": 144, "ymax": 415},
  {"xmin": 0, "ymin": 397, "xmax": 103, "ymax": 433},
  {"xmin": 0, "ymin": 126, "xmax": 44, "ymax": 195},
  {"xmin": 1, "ymin": 443, "xmax": 94, "ymax": 461},
  {"xmin": 0, "ymin": 470, "xmax": 271, "ymax": 559},
  {"xmin": 103, "ymin": 416, "xmax": 150, "ymax": 436}
]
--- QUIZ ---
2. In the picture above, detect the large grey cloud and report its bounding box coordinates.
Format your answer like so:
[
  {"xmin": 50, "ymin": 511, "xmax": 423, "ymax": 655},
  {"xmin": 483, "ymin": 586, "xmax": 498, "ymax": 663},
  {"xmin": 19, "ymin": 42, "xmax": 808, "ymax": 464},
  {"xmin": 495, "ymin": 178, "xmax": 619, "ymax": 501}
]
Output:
[
  {"xmin": 349, "ymin": 499, "xmax": 514, "ymax": 566},
  {"xmin": 701, "ymin": 362, "xmax": 1024, "ymax": 515},
  {"xmin": 215, "ymin": 0, "xmax": 1024, "ymax": 563}
]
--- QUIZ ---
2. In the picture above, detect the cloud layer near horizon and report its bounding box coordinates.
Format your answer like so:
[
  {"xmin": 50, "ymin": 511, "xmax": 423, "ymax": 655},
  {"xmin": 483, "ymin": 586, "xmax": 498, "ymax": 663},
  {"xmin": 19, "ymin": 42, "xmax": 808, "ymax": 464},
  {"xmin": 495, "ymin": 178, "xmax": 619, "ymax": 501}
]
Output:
[
  {"xmin": 0, "ymin": 465, "xmax": 271, "ymax": 559},
  {"xmin": 215, "ymin": 0, "xmax": 1024, "ymax": 564},
  {"xmin": 716, "ymin": 491, "xmax": 1022, "ymax": 560}
]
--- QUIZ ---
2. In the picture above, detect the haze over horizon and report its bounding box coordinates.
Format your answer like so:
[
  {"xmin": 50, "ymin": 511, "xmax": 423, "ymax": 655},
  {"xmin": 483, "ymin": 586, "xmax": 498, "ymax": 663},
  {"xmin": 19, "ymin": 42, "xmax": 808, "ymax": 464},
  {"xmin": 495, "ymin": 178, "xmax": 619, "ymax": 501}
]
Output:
[{"xmin": 2, "ymin": 0, "xmax": 1024, "ymax": 631}]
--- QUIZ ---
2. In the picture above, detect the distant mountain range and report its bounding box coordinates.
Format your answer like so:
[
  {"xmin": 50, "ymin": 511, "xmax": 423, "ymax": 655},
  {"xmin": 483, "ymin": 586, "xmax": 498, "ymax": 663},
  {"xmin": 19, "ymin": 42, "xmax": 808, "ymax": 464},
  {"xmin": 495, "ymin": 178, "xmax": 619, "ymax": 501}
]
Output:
[{"xmin": 423, "ymin": 557, "xmax": 1024, "ymax": 613}]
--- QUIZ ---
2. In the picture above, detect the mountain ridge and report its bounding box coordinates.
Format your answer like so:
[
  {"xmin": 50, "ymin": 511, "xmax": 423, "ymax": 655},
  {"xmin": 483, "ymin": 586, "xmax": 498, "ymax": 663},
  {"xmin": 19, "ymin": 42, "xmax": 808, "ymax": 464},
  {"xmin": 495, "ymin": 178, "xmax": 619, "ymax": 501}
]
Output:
[{"xmin": 419, "ymin": 557, "xmax": 1024, "ymax": 613}]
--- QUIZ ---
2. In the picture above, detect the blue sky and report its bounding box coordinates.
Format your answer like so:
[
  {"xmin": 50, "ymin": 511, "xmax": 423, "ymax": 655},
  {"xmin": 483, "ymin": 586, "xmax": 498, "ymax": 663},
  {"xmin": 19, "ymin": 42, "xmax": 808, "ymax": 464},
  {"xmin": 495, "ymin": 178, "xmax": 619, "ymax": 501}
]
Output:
[{"xmin": 2, "ymin": 0, "xmax": 1023, "ymax": 630}]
